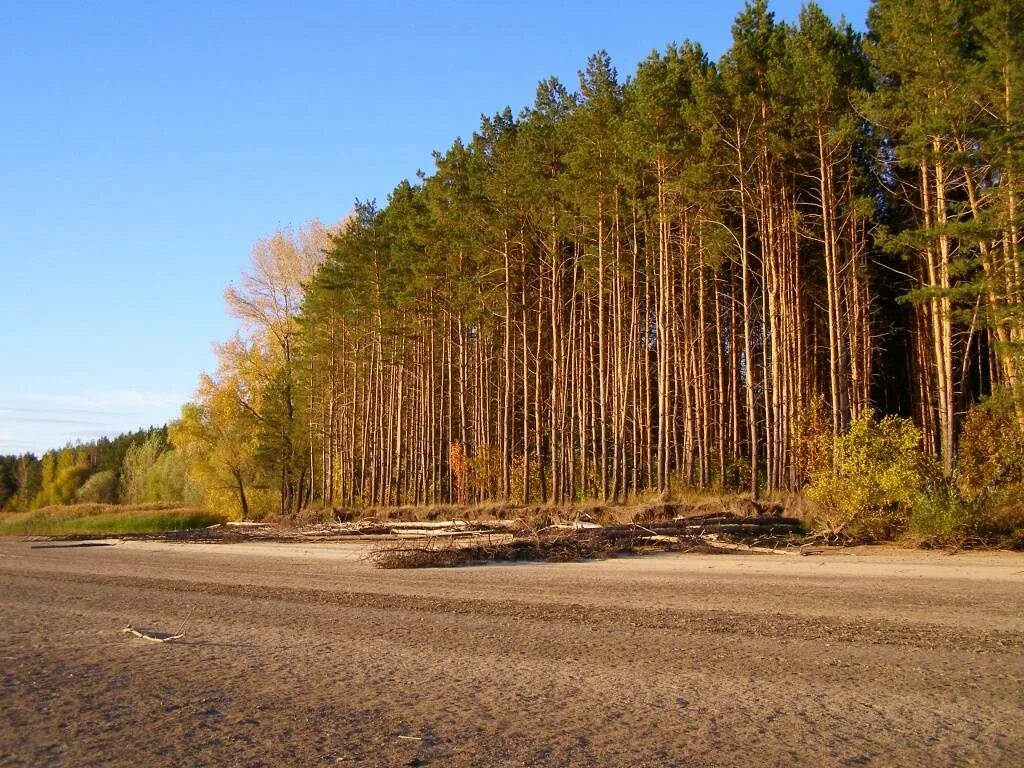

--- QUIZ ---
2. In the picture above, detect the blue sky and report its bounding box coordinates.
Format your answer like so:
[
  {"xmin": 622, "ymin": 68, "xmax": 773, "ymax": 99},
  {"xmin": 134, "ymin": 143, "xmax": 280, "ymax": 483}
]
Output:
[{"xmin": 0, "ymin": 0, "xmax": 869, "ymax": 454}]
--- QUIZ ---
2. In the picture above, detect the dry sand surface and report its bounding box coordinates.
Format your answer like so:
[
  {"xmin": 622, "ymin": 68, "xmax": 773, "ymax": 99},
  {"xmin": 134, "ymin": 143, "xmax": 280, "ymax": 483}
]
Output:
[{"xmin": 0, "ymin": 538, "xmax": 1022, "ymax": 767}]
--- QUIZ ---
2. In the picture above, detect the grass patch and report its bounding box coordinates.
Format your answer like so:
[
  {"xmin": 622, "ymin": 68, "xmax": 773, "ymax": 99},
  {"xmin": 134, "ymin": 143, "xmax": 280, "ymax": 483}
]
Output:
[{"xmin": 0, "ymin": 502, "xmax": 225, "ymax": 536}]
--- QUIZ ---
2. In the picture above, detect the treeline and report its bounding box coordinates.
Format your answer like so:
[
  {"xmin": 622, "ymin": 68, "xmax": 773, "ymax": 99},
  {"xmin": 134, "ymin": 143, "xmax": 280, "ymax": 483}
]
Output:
[
  {"xmin": 170, "ymin": 0, "xmax": 1023, "ymax": 521},
  {"xmin": 0, "ymin": 428, "xmax": 195, "ymax": 511}
]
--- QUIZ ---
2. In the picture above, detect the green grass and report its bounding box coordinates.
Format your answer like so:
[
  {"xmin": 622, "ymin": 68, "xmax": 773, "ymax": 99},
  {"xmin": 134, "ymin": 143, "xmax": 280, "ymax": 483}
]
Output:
[{"xmin": 0, "ymin": 502, "xmax": 226, "ymax": 536}]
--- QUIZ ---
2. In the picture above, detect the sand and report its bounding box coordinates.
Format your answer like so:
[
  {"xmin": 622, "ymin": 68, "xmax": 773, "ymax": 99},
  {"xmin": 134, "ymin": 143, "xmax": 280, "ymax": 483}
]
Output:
[{"xmin": 0, "ymin": 538, "xmax": 1022, "ymax": 767}]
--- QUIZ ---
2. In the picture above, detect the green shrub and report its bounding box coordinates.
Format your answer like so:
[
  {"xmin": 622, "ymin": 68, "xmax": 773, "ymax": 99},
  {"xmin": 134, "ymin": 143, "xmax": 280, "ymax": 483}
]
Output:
[
  {"xmin": 807, "ymin": 413, "xmax": 924, "ymax": 541},
  {"xmin": 909, "ymin": 481, "xmax": 978, "ymax": 545},
  {"xmin": 75, "ymin": 470, "xmax": 119, "ymax": 504}
]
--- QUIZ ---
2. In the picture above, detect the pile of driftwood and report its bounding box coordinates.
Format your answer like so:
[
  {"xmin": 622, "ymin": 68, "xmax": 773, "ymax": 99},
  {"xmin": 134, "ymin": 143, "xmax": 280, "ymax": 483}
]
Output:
[
  {"xmin": 368, "ymin": 511, "xmax": 805, "ymax": 569},
  {"xmin": 141, "ymin": 519, "xmax": 516, "ymax": 544},
  {"xmin": 370, "ymin": 527, "xmax": 608, "ymax": 569}
]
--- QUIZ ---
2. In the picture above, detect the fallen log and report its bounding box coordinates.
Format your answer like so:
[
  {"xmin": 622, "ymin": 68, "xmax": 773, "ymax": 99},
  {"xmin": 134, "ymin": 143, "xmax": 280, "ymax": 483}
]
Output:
[
  {"xmin": 673, "ymin": 515, "xmax": 804, "ymax": 527},
  {"xmin": 698, "ymin": 537, "xmax": 800, "ymax": 556},
  {"xmin": 541, "ymin": 521, "xmax": 604, "ymax": 531},
  {"xmin": 676, "ymin": 523, "xmax": 802, "ymax": 534},
  {"xmin": 598, "ymin": 525, "xmax": 800, "ymax": 542},
  {"xmin": 387, "ymin": 520, "xmax": 471, "ymax": 530},
  {"xmin": 636, "ymin": 535, "xmax": 682, "ymax": 544}
]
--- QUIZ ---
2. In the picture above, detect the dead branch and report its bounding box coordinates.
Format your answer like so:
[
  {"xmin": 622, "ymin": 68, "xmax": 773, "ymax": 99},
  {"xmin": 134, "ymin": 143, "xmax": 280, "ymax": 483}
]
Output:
[
  {"xmin": 121, "ymin": 626, "xmax": 185, "ymax": 643},
  {"xmin": 122, "ymin": 605, "xmax": 195, "ymax": 643}
]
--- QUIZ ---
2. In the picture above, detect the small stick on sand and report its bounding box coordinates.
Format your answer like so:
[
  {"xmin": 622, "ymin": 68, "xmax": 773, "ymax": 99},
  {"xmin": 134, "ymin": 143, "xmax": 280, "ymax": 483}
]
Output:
[
  {"xmin": 122, "ymin": 605, "xmax": 196, "ymax": 643},
  {"xmin": 121, "ymin": 626, "xmax": 185, "ymax": 643}
]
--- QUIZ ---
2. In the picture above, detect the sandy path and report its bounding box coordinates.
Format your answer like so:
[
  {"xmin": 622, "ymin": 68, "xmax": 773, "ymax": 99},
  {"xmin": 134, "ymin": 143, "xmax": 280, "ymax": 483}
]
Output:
[{"xmin": 0, "ymin": 540, "xmax": 1021, "ymax": 767}]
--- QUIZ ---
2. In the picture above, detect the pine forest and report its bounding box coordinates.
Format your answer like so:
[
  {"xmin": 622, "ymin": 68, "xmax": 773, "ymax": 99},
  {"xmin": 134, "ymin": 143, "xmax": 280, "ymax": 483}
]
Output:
[{"xmin": 4, "ymin": 0, "xmax": 1024, "ymax": 544}]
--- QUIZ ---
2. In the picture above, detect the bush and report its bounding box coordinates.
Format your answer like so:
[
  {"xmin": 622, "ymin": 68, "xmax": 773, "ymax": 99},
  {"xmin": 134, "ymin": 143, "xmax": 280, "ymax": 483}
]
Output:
[
  {"xmin": 909, "ymin": 481, "xmax": 978, "ymax": 545},
  {"xmin": 806, "ymin": 413, "xmax": 924, "ymax": 541},
  {"xmin": 934, "ymin": 399, "xmax": 1024, "ymax": 548},
  {"xmin": 955, "ymin": 400, "xmax": 1024, "ymax": 503},
  {"xmin": 145, "ymin": 449, "xmax": 201, "ymax": 503},
  {"xmin": 75, "ymin": 470, "xmax": 119, "ymax": 504},
  {"xmin": 983, "ymin": 499, "xmax": 1024, "ymax": 548}
]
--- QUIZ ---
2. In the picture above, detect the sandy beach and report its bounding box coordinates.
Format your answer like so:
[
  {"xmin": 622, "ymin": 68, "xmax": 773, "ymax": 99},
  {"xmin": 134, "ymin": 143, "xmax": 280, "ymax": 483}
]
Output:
[{"xmin": 1, "ymin": 538, "xmax": 1022, "ymax": 767}]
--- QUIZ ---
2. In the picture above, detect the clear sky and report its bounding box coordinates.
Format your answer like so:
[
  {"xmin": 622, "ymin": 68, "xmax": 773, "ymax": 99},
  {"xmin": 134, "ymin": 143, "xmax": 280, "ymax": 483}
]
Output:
[{"xmin": 0, "ymin": 0, "xmax": 869, "ymax": 455}]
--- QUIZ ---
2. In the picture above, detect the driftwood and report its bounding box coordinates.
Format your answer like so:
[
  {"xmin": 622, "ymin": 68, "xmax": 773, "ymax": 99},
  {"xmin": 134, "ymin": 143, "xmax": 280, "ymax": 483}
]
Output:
[
  {"xmin": 390, "ymin": 529, "xmax": 485, "ymax": 539},
  {"xmin": 122, "ymin": 626, "xmax": 185, "ymax": 643},
  {"xmin": 673, "ymin": 514, "xmax": 803, "ymax": 527},
  {"xmin": 369, "ymin": 528, "xmax": 626, "ymax": 569},
  {"xmin": 171, "ymin": 511, "xmax": 807, "ymax": 554},
  {"xmin": 122, "ymin": 606, "xmax": 195, "ymax": 643},
  {"xmin": 677, "ymin": 523, "xmax": 802, "ymax": 535},
  {"xmin": 599, "ymin": 520, "xmax": 801, "ymax": 541},
  {"xmin": 368, "ymin": 517, "xmax": 806, "ymax": 568},
  {"xmin": 697, "ymin": 536, "xmax": 800, "ymax": 556}
]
